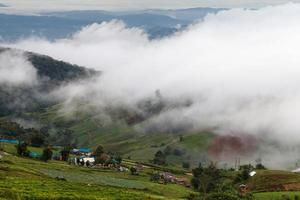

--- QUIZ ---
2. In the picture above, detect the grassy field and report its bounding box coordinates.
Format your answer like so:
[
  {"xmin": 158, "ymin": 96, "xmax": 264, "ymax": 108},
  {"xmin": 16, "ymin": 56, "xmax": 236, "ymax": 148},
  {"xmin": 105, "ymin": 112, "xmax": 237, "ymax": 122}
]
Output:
[
  {"xmin": 0, "ymin": 143, "xmax": 194, "ymax": 200},
  {"xmin": 247, "ymin": 170, "xmax": 300, "ymax": 192},
  {"xmin": 254, "ymin": 191, "xmax": 300, "ymax": 200}
]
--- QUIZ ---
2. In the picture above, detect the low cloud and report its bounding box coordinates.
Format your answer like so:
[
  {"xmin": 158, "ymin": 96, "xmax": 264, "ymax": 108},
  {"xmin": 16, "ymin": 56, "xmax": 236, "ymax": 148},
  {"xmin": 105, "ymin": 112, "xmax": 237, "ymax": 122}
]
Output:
[{"xmin": 0, "ymin": 49, "xmax": 38, "ymax": 86}]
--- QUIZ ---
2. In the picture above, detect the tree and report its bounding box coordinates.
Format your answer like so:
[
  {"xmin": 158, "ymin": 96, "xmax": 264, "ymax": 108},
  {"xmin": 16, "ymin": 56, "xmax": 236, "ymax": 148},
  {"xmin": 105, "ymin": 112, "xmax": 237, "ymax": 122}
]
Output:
[
  {"xmin": 153, "ymin": 150, "xmax": 166, "ymax": 165},
  {"xmin": 255, "ymin": 163, "xmax": 266, "ymax": 170},
  {"xmin": 114, "ymin": 155, "xmax": 122, "ymax": 165},
  {"xmin": 191, "ymin": 162, "xmax": 223, "ymax": 198},
  {"xmin": 41, "ymin": 147, "xmax": 53, "ymax": 162},
  {"xmin": 60, "ymin": 147, "xmax": 70, "ymax": 161},
  {"xmin": 86, "ymin": 160, "xmax": 90, "ymax": 167},
  {"xmin": 94, "ymin": 145, "xmax": 104, "ymax": 164},
  {"xmin": 98, "ymin": 153, "xmax": 111, "ymax": 165},
  {"xmin": 150, "ymin": 171, "xmax": 160, "ymax": 182},
  {"xmin": 163, "ymin": 146, "xmax": 173, "ymax": 155},
  {"xmin": 56, "ymin": 129, "xmax": 73, "ymax": 147},
  {"xmin": 182, "ymin": 162, "xmax": 190, "ymax": 169},
  {"xmin": 191, "ymin": 163, "xmax": 204, "ymax": 191},
  {"xmin": 179, "ymin": 135, "xmax": 184, "ymax": 142},
  {"xmin": 28, "ymin": 131, "xmax": 45, "ymax": 147},
  {"xmin": 233, "ymin": 164, "xmax": 254, "ymax": 183},
  {"xmin": 173, "ymin": 148, "xmax": 185, "ymax": 156},
  {"xmin": 16, "ymin": 142, "xmax": 29, "ymax": 157},
  {"xmin": 130, "ymin": 167, "xmax": 138, "ymax": 175}
]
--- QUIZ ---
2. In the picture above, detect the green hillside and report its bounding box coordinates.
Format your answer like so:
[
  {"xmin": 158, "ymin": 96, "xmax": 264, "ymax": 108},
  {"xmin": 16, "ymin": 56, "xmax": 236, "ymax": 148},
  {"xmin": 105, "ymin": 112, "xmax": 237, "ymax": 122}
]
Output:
[{"xmin": 23, "ymin": 103, "xmax": 215, "ymax": 167}]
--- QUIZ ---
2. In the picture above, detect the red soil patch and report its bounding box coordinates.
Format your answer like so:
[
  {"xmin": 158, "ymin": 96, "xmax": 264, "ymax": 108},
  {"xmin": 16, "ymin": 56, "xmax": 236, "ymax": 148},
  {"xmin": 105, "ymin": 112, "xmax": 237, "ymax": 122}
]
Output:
[
  {"xmin": 282, "ymin": 183, "xmax": 300, "ymax": 191},
  {"xmin": 208, "ymin": 134, "xmax": 258, "ymax": 160}
]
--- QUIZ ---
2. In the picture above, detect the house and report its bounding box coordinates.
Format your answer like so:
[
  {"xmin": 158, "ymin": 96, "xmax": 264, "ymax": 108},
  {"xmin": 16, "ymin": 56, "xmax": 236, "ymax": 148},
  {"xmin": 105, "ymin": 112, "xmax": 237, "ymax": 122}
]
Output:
[
  {"xmin": 71, "ymin": 148, "xmax": 92, "ymax": 156},
  {"xmin": 76, "ymin": 157, "xmax": 95, "ymax": 166},
  {"xmin": 0, "ymin": 139, "xmax": 19, "ymax": 144},
  {"xmin": 82, "ymin": 157, "xmax": 95, "ymax": 165},
  {"xmin": 239, "ymin": 184, "xmax": 249, "ymax": 193},
  {"xmin": 29, "ymin": 152, "xmax": 41, "ymax": 159},
  {"xmin": 160, "ymin": 172, "xmax": 176, "ymax": 183},
  {"xmin": 118, "ymin": 166, "xmax": 129, "ymax": 172}
]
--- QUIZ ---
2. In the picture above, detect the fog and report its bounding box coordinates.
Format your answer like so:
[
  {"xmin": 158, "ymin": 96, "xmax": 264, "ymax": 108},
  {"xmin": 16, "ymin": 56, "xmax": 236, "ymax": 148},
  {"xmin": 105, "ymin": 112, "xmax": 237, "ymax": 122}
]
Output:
[
  {"xmin": 0, "ymin": 49, "xmax": 37, "ymax": 86},
  {"xmin": 3, "ymin": 3, "xmax": 300, "ymax": 168}
]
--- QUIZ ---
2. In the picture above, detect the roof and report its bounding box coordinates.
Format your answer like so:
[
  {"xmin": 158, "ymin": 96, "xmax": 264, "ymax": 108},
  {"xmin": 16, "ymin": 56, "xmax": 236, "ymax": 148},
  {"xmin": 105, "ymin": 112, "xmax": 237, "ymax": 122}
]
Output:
[
  {"xmin": 73, "ymin": 148, "xmax": 92, "ymax": 153},
  {"xmin": 0, "ymin": 139, "xmax": 19, "ymax": 144},
  {"xmin": 79, "ymin": 148, "xmax": 91, "ymax": 153}
]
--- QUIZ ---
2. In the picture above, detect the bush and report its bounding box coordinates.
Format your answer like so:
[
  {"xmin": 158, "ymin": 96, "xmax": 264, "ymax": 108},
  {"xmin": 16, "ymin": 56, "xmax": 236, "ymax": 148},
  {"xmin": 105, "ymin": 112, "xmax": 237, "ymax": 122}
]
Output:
[
  {"xmin": 150, "ymin": 171, "xmax": 160, "ymax": 182},
  {"xmin": 206, "ymin": 192, "xmax": 254, "ymax": 200},
  {"xmin": 60, "ymin": 147, "xmax": 70, "ymax": 161},
  {"xmin": 41, "ymin": 147, "xmax": 53, "ymax": 162},
  {"xmin": 153, "ymin": 150, "xmax": 166, "ymax": 165},
  {"xmin": 255, "ymin": 163, "xmax": 266, "ymax": 170},
  {"xmin": 94, "ymin": 145, "xmax": 104, "ymax": 164},
  {"xmin": 206, "ymin": 192, "xmax": 240, "ymax": 200},
  {"xmin": 182, "ymin": 162, "xmax": 190, "ymax": 169},
  {"xmin": 28, "ymin": 131, "xmax": 45, "ymax": 147},
  {"xmin": 163, "ymin": 146, "xmax": 173, "ymax": 155},
  {"xmin": 16, "ymin": 142, "xmax": 30, "ymax": 157},
  {"xmin": 130, "ymin": 167, "xmax": 138, "ymax": 175},
  {"xmin": 191, "ymin": 162, "xmax": 223, "ymax": 193},
  {"xmin": 173, "ymin": 148, "xmax": 185, "ymax": 156}
]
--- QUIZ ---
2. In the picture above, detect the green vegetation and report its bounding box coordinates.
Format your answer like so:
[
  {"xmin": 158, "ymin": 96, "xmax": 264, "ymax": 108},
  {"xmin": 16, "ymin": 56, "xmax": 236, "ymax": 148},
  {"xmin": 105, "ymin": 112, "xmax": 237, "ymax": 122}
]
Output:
[
  {"xmin": 0, "ymin": 143, "xmax": 194, "ymax": 199},
  {"xmin": 255, "ymin": 192, "xmax": 300, "ymax": 200}
]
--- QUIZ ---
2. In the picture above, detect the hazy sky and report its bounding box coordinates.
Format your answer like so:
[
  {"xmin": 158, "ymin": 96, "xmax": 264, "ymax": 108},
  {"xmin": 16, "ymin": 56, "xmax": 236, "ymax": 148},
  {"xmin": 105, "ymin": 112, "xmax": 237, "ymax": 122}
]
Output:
[{"xmin": 1, "ymin": 0, "xmax": 300, "ymax": 13}]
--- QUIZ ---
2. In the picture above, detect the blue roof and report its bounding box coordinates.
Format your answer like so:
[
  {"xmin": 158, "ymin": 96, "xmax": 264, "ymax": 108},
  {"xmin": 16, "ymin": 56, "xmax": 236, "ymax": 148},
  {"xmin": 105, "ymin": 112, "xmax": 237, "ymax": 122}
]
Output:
[
  {"xmin": 29, "ymin": 152, "xmax": 41, "ymax": 158},
  {"xmin": 0, "ymin": 139, "xmax": 19, "ymax": 144},
  {"xmin": 79, "ymin": 148, "xmax": 91, "ymax": 153}
]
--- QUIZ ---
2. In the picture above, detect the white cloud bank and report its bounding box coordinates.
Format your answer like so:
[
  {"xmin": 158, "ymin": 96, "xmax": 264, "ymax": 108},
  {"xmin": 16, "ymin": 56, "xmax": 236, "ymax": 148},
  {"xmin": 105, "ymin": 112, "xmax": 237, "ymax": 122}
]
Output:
[
  {"xmin": 5, "ymin": 3, "xmax": 300, "ymax": 168},
  {"xmin": 0, "ymin": 50, "xmax": 37, "ymax": 86}
]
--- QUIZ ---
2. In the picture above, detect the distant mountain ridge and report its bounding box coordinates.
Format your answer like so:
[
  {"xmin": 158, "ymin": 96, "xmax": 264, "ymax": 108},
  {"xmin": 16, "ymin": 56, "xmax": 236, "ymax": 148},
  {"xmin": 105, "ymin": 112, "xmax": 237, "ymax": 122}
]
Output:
[{"xmin": 0, "ymin": 7, "xmax": 223, "ymax": 41}]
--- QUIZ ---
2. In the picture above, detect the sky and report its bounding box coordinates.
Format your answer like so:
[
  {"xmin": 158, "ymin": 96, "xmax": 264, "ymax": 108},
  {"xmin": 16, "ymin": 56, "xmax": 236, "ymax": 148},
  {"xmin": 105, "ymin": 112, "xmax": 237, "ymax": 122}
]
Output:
[{"xmin": 0, "ymin": 0, "xmax": 300, "ymax": 13}]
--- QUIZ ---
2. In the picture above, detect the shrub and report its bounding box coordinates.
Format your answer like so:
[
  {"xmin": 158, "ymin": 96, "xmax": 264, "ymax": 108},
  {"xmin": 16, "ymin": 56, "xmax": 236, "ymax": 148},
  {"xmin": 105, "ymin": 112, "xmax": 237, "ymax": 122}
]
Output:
[
  {"xmin": 255, "ymin": 163, "xmax": 266, "ymax": 170},
  {"xmin": 206, "ymin": 192, "xmax": 240, "ymax": 200},
  {"xmin": 150, "ymin": 171, "xmax": 160, "ymax": 182},
  {"xmin": 16, "ymin": 142, "xmax": 30, "ymax": 157},
  {"xmin": 153, "ymin": 150, "xmax": 166, "ymax": 165},
  {"xmin": 182, "ymin": 162, "xmax": 190, "ymax": 169},
  {"xmin": 41, "ymin": 147, "xmax": 53, "ymax": 162},
  {"xmin": 130, "ymin": 167, "xmax": 138, "ymax": 175}
]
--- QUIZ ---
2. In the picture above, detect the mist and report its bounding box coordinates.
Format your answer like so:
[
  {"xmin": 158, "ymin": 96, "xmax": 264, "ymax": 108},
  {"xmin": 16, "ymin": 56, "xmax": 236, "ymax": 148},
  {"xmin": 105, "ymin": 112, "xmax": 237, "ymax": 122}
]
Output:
[
  {"xmin": 0, "ymin": 49, "xmax": 37, "ymax": 86},
  {"xmin": 4, "ymin": 3, "xmax": 300, "ymax": 168}
]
